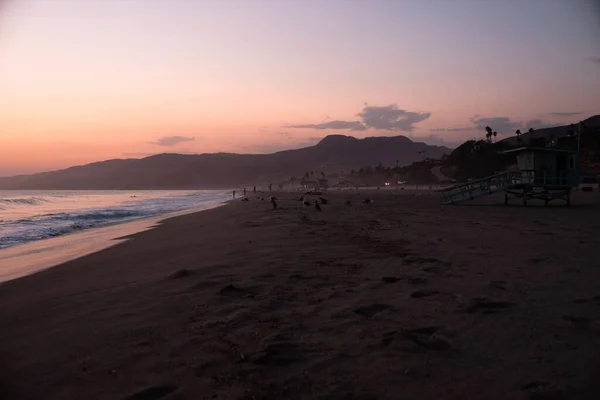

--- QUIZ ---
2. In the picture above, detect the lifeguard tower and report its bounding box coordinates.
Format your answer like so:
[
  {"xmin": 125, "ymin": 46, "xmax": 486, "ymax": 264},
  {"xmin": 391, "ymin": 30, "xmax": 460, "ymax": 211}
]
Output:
[{"xmin": 438, "ymin": 147, "xmax": 579, "ymax": 206}]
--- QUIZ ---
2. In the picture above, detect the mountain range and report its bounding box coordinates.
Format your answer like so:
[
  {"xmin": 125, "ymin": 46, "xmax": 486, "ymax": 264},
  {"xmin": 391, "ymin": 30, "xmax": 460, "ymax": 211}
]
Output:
[{"xmin": 0, "ymin": 135, "xmax": 450, "ymax": 189}]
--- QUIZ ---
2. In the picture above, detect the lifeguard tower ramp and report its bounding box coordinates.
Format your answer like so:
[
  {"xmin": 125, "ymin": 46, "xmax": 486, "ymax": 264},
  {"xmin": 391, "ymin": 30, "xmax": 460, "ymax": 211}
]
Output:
[{"xmin": 437, "ymin": 171, "xmax": 519, "ymax": 205}]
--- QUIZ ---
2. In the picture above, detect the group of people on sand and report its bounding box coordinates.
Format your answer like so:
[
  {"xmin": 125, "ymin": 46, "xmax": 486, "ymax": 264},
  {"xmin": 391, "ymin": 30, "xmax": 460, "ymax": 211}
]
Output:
[{"xmin": 232, "ymin": 183, "xmax": 273, "ymax": 200}]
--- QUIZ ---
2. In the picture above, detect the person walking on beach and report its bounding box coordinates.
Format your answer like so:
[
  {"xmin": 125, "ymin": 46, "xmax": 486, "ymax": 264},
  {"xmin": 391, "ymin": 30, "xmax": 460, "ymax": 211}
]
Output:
[
  {"xmin": 269, "ymin": 183, "xmax": 272, "ymax": 192},
  {"xmin": 243, "ymin": 188, "xmax": 247, "ymax": 197},
  {"xmin": 253, "ymin": 186, "xmax": 256, "ymax": 193},
  {"xmin": 233, "ymin": 190, "xmax": 236, "ymax": 199}
]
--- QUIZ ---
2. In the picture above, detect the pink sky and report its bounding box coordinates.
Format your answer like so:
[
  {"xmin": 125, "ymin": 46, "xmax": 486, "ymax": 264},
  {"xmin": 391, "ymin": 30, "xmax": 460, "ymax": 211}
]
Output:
[{"xmin": 0, "ymin": 0, "xmax": 599, "ymax": 176}]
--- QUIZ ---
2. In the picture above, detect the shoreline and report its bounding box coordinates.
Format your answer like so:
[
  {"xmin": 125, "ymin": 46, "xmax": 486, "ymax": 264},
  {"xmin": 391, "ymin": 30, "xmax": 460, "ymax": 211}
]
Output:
[
  {"xmin": 0, "ymin": 200, "xmax": 228, "ymax": 284},
  {"xmin": 1, "ymin": 190, "xmax": 600, "ymax": 399}
]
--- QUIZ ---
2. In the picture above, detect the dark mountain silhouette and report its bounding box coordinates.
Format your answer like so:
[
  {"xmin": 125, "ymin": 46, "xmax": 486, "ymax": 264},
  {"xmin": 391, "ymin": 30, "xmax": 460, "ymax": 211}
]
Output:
[
  {"xmin": 0, "ymin": 135, "xmax": 450, "ymax": 189},
  {"xmin": 500, "ymin": 115, "xmax": 600, "ymax": 146}
]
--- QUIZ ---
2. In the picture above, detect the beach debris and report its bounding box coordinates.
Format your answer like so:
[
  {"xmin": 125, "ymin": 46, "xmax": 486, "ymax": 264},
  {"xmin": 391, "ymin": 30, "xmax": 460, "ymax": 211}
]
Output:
[
  {"xmin": 124, "ymin": 385, "xmax": 178, "ymax": 400},
  {"xmin": 465, "ymin": 297, "xmax": 514, "ymax": 314},
  {"xmin": 219, "ymin": 284, "xmax": 249, "ymax": 298},
  {"xmin": 353, "ymin": 303, "xmax": 391, "ymax": 318}
]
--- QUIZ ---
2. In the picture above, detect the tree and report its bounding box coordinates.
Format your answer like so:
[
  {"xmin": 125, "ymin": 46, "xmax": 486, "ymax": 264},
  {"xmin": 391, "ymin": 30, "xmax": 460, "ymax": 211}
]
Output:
[{"xmin": 485, "ymin": 126, "xmax": 493, "ymax": 142}]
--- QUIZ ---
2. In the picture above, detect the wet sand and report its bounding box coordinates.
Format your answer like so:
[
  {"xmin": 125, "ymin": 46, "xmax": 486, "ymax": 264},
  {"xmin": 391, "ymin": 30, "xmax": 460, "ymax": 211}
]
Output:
[{"xmin": 1, "ymin": 190, "xmax": 600, "ymax": 399}]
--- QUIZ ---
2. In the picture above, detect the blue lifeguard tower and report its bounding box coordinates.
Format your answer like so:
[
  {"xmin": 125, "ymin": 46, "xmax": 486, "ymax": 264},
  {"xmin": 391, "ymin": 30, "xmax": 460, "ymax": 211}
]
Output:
[{"xmin": 438, "ymin": 147, "xmax": 579, "ymax": 206}]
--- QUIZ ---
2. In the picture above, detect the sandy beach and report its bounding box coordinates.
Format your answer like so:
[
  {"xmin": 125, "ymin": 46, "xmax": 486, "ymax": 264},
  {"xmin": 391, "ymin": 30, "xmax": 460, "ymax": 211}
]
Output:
[{"xmin": 1, "ymin": 190, "xmax": 600, "ymax": 399}]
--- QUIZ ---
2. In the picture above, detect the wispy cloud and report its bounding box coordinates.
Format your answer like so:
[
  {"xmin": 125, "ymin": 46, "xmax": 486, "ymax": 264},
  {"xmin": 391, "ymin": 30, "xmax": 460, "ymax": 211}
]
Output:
[
  {"xmin": 286, "ymin": 104, "xmax": 431, "ymax": 133},
  {"xmin": 430, "ymin": 126, "xmax": 473, "ymax": 132},
  {"xmin": 587, "ymin": 56, "xmax": 600, "ymax": 64},
  {"xmin": 287, "ymin": 120, "xmax": 366, "ymax": 131},
  {"xmin": 150, "ymin": 136, "xmax": 196, "ymax": 147},
  {"xmin": 550, "ymin": 111, "xmax": 582, "ymax": 117},
  {"xmin": 470, "ymin": 117, "xmax": 521, "ymax": 134},
  {"xmin": 524, "ymin": 119, "xmax": 561, "ymax": 129},
  {"xmin": 122, "ymin": 152, "xmax": 158, "ymax": 158}
]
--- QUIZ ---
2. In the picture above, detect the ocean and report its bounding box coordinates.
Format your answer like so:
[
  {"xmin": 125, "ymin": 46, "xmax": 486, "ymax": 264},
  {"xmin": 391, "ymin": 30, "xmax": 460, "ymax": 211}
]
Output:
[{"xmin": 0, "ymin": 190, "xmax": 231, "ymax": 250}]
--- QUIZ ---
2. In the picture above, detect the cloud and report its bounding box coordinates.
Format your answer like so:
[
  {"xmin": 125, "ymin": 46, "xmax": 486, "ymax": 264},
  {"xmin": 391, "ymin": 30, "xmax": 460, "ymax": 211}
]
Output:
[
  {"xmin": 587, "ymin": 56, "xmax": 600, "ymax": 64},
  {"xmin": 357, "ymin": 104, "xmax": 431, "ymax": 131},
  {"xmin": 286, "ymin": 104, "xmax": 431, "ymax": 133},
  {"xmin": 430, "ymin": 126, "xmax": 473, "ymax": 132},
  {"xmin": 524, "ymin": 119, "xmax": 562, "ymax": 130},
  {"xmin": 150, "ymin": 136, "xmax": 196, "ymax": 147},
  {"xmin": 470, "ymin": 117, "xmax": 521, "ymax": 134},
  {"xmin": 550, "ymin": 111, "xmax": 582, "ymax": 117},
  {"xmin": 287, "ymin": 120, "xmax": 366, "ymax": 131}
]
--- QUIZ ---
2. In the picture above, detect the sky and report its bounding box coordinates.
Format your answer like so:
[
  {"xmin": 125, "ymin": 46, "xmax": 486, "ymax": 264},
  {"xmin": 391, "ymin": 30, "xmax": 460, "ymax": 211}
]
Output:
[{"xmin": 0, "ymin": 0, "xmax": 599, "ymax": 176}]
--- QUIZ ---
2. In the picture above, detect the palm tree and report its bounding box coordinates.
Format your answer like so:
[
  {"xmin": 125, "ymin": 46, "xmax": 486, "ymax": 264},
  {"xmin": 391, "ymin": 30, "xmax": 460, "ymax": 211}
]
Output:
[{"xmin": 484, "ymin": 126, "xmax": 493, "ymax": 142}]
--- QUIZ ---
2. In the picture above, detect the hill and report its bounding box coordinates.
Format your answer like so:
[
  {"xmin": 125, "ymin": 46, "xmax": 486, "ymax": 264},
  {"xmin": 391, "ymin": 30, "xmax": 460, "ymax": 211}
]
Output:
[
  {"xmin": 0, "ymin": 135, "xmax": 450, "ymax": 189},
  {"xmin": 442, "ymin": 115, "xmax": 600, "ymax": 181}
]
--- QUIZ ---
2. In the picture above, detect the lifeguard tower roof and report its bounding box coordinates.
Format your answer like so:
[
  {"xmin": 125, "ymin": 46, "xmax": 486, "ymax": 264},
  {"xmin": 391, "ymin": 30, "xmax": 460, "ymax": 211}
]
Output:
[{"xmin": 499, "ymin": 146, "xmax": 576, "ymax": 155}]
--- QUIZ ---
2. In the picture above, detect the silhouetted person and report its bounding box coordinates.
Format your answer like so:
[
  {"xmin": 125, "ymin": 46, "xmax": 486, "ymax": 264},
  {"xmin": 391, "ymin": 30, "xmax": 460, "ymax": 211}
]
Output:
[
  {"xmin": 271, "ymin": 198, "xmax": 277, "ymax": 209},
  {"xmin": 253, "ymin": 186, "xmax": 256, "ymax": 193},
  {"xmin": 269, "ymin": 183, "xmax": 272, "ymax": 192},
  {"xmin": 233, "ymin": 190, "xmax": 236, "ymax": 199},
  {"xmin": 243, "ymin": 188, "xmax": 246, "ymax": 197}
]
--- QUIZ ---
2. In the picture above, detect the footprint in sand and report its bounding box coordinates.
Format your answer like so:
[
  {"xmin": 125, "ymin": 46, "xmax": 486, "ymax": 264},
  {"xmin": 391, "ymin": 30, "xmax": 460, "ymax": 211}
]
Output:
[
  {"xmin": 167, "ymin": 269, "xmax": 194, "ymax": 280},
  {"xmin": 465, "ymin": 297, "xmax": 514, "ymax": 314},
  {"xmin": 219, "ymin": 284, "xmax": 249, "ymax": 298},
  {"xmin": 410, "ymin": 290, "xmax": 440, "ymax": 298},
  {"xmin": 383, "ymin": 326, "xmax": 455, "ymax": 352},
  {"xmin": 124, "ymin": 385, "xmax": 178, "ymax": 400},
  {"xmin": 353, "ymin": 304, "xmax": 392, "ymax": 318},
  {"xmin": 253, "ymin": 342, "xmax": 303, "ymax": 366}
]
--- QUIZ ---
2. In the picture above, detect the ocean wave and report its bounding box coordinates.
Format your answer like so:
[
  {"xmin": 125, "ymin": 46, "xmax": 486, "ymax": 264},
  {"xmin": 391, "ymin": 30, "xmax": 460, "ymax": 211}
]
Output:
[
  {"xmin": 0, "ymin": 190, "xmax": 231, "ymax": 249},
  {"xmin": 0, "ymin": 197, "xmax": 51, "ymax": 207}
]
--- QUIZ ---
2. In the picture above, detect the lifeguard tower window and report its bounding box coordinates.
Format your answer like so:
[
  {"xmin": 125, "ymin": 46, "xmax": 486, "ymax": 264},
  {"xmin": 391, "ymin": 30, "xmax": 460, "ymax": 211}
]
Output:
[{"xmin": 557, "ymin": 155, "xmax": 566, "ymax": 171}]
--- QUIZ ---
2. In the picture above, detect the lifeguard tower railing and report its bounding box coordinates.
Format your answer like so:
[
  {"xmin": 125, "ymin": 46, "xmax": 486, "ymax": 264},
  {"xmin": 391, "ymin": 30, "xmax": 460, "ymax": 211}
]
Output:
[
  {"xmin": 437, "ymin": 170, "xmax": 521, "ymax": 205},
  {"xmin": 518, "ymin": 170, "xmax": 573, "ymax": 187}
]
